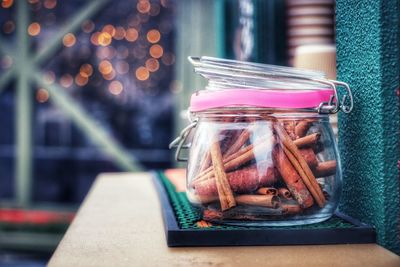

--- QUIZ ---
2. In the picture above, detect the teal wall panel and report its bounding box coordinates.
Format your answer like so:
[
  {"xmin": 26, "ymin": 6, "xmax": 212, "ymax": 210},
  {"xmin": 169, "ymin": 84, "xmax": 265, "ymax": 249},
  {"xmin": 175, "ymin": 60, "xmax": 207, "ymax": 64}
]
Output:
[{"xmin": 336, "ymin": 0, "xmax": 400, "ymax": 254}]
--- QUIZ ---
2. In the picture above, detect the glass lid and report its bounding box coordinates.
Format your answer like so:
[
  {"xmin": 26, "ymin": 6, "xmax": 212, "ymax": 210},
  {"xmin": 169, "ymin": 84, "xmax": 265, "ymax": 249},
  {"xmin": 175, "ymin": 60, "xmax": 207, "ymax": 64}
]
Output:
[{"xmin": 188, "ymin": 56, "xmax": 330, "ymax": 90}]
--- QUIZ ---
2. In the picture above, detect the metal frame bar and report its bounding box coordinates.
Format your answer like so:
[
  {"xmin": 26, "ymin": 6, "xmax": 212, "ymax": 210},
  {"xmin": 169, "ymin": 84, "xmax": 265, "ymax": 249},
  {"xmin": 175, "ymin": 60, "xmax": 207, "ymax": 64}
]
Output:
[
  {"xmin": 32, "ymin": 73, "xmax": 143, "ymax": 172},
  {"xmin": 15, "ymin": 0, "xmax": 32, "ymax": 207}
]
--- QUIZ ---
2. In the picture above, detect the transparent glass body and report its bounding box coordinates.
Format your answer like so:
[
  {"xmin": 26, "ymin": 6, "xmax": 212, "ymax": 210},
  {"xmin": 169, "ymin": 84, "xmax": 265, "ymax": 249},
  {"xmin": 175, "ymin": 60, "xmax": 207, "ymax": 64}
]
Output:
[{"xmin": 186, "ymin": 110, "xmax": 341, "ymax": 226}]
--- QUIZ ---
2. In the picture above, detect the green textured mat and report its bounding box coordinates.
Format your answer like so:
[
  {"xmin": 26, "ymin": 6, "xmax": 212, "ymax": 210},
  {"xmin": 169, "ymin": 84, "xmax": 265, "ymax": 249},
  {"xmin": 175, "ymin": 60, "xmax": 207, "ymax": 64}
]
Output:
[{"xmin": 157, "ymin": 172, "xmax": 356, "ymax": 230}]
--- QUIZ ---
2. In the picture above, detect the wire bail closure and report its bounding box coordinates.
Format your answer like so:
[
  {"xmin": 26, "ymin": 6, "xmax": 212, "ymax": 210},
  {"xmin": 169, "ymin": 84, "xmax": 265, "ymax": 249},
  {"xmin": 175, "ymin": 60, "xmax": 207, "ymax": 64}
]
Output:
[
  {"xmin": 168, "ymin": 119, "xmax": 198, "ymax": 162},
  {"xmin": 316, "ymin": 79, "xmax": 353, "ymax": 114}
]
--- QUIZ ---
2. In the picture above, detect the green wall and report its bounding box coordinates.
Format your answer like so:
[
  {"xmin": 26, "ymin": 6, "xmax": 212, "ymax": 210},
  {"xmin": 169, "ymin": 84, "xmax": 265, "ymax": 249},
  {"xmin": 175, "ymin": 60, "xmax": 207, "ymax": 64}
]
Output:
[{"xmin": 336, "ymin": 0, "xmax": 400, "ymax": 254}]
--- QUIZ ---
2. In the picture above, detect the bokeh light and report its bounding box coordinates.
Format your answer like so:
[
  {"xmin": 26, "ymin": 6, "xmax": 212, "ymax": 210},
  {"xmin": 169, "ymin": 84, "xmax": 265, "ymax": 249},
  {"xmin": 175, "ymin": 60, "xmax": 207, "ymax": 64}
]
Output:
[
  {"xmin": 114, "ymin": 26, "xmax": 126, "ymax": 40},
  {"xmin": 96, "ymin": 46, "xmax": 116, "ymax": 60},
  {"xmin": 137, "ymin": 0, "xmax": 150, "ymax": 13},
  {"xmin": 135, "ymin": 66, "xmax": 149, "ymax": 81},
  {"xmin": 0, "ymin": 55, "xmax": 13, "ymax": 69},
  {"xmin": 79, "ymin": 64, "xmax": 93, "ymax": 78},
  {"xmin": 115, "ymin": 61, "xmax": 129, "ymax": 74},
  {"xmin": 43, "ymin": 71, "xmax": 56, "ymax": 84},
  {"xmin": 60, "ymin": 74, "xmax": 73, "ymax": 88},
  {"xmin": 147, "ymin": 29, "xmax": 160, "ymax": 43},
  {"xmin": 149, "ymin": 3, "xmax": 161, "ymax": 16},
  {"xmin": 75, "ymin": 74, "xmax": 88, "ymax": 86},
  {"xmin": 149, "ymin": 44, "xmax": 163, "ymax": 58},
  {"xmin": 133, "ymin": 46, "xmax": 146, "ymax": 59},
  {"xmin": 116, "ymin": 46, "xmax": 129, "ymax": 59},
  {"xmin": 161, "ymin": 52, "xmax": 175, "ymax": 65},
  {"xmin": 103, "ymin": 69, "xmax": 116, "ymax": 80},
  {"xmin": 1, "ymin": 0, "xmax": 13, "ymax": 8},
  {"xmin": 27, "ymin": 22, "xmax": 41, "ymax": 36},
  {"xmin": 98, "ymin": 32, "xmax": 112, "ymax": 46},
  {"xmin": 82, "ymin": 20, "xmax": 95, "ymax": 33},
  {"xmin": 43, "ymin": 0, "xmax": 57, "ymax": 9},
  {"xmin": 98, "ymin": 60, "xmax": 113, "ymax": 75},
  {"xmin": 63, "ymin": 33, "xmax": 76, "ymax": 47},
  {"xmin": 108, "ymin": 80, "xmax": 123, "ymax": 95},
  {"xmin": 145, "ymin": 58, "xmax": 159, "ymax": 72},
  {"xmin": 125, "ymin": 28, "xmax": 138, "ymax": 42},
  {"xmin": 90, "ymin": 32, "xmax": 101, "ymax": 46},
  {"xmin": 102, "ymin": 24, "xmax": 116, "ymax": 37},
  {"xmin": 3, "ymin": 20, "xmax": 15, "ymax": 34},
  {"xmin": 36, "ymin": 88, "xmax": 49, "ymax": 103}
]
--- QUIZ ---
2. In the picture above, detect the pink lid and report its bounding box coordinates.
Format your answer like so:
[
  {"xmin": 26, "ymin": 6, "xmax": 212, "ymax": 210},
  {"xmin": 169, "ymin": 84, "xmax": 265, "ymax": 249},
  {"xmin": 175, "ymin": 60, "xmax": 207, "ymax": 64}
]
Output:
[{"xmin": 189, "ymin": 89, "xmax": 334, "ymax": 112}]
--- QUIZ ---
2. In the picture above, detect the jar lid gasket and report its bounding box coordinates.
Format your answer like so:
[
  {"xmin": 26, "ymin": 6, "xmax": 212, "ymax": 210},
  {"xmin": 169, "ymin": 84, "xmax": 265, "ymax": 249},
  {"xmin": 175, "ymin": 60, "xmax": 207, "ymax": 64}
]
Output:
[{"xmin": 189, "ymin": 89, "xmax": 334, "ymax": 112}]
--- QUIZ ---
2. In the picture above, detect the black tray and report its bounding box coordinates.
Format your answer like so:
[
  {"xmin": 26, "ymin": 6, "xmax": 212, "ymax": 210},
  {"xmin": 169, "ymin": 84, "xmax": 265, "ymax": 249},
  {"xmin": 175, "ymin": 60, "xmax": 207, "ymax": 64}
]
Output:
[{"xmin": 153, "ymin": 171, "xmax": 376, "ymax": 247}]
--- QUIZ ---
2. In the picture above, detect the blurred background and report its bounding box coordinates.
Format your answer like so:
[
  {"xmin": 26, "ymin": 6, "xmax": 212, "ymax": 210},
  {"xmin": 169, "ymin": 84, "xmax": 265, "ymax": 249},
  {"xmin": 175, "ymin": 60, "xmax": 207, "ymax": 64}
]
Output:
[{"xmin": 0, "ymin": 0, "xmax": 337, "ymax": 265}]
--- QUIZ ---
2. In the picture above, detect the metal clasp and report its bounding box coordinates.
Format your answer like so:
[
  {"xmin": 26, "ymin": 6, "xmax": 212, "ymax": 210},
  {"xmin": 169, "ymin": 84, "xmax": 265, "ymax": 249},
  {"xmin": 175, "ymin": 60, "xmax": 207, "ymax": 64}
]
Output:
[
  {"xmin": 315, "ymin": 79, "xmax": 354, "ymax": 114},
  {"xmin": 169, "ymin": 119, "xmax": 198, "ymax": 162}
]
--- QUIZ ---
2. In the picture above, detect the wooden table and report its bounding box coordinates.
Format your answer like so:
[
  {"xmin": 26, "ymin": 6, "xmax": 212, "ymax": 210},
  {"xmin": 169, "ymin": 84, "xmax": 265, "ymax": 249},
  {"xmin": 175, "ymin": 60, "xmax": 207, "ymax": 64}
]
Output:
[{"xmin": 48, "ymin": 173, "xmax": 400, "ymax": 267}]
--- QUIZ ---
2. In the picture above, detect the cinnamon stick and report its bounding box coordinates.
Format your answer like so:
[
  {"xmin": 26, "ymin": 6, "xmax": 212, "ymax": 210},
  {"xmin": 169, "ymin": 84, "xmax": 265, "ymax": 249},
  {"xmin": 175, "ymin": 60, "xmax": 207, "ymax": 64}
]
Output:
[
  {"xmin": 257, "ymin": 187, "xmax": 278, "ymax": 196},
  {"xmin": 209, "ymin": 139, "xmax": 236, "ymax": 211},
  {"xmin": 193, "ymin": 165, "xmax": 277, "ymax": 197},
  {"xmin": 281, "ymin": 202, "xmax": 302, "ymax": 215},
  {"xmin": 193, "ymin": 140, "xmax": 270, "ymax": 185},
  {"xmin": 295, "ymin": 121, "xmax": 311, "ymax": 138},
  {"xmin": 235, "ymin": 194, "xmax": 280, "ymax": 208},
  {"xmin": 197, "ymin": 152, "xmax": 211, "ymax": 174},
  {"xmin": 293, "ymin": 133, "xmax": 321, "ymax": 148},
  {"xmin": 222, "ymin": 129, "xmax": 251, "ymax": 158},
  {"xmin": 284, "ymin": 121, "xmax": 297, "ymax": 140},
  {"xmin": 275, "ymin": 123, "xmax": 326, "ymax": 207},
  {"xmin": 278, "ymin": 188, "xmax": 293, "ymax": 200},
  {"xmin": 299, "ymin": 148, "xmax": 318, "ymax": 169},
  {"xmin": 272, "ymin": 146, "xmax": 314, "ymax": 208},
  {"xmin": 314, "ymin": 160, "xmax": 337, "ymax": 177}
]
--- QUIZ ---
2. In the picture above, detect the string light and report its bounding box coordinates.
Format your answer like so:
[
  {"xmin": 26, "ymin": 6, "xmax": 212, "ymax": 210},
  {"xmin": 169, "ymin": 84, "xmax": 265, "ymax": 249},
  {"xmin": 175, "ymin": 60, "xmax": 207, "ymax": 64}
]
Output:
[
  {"xmin": 98, "ymin": 32, "xmax": 112, "ymax": 46},
  {"xmin": 149, "ymin": 3, "xmax": 161, "ymax": 16},
  {"xmin": 79, "ymin": 63, "xmax": 93, "ymax": 78},
  {"xmin": 115, "ymin": 61, "xmax": 129, "ymax": 74},
  {"xmin": 125, "ymin": 28, "xmax": 138, "ymax": 42},
  {"xmin": 149, "ymin": 44, "xmax": 163, "ymax": 58},
  {"xmin": 0, "ymin": 55, "xmax": 13, "ymax": 69},
  {"xmin": 1, "ymin": 0, "xmax": 13, "ymax": 8},
  {"xmin": 146, "ymin": 29, "xmax": 160, "ymax": 43},
  {"xmin": 63, "ymin": 33, "xmax": 76, "ymax": 47},
  {"xmin": 82, "ymin": 20, "xmax": 95, "ymax": 33},
  {"xmin": 3, "ymin": 20, "xmax": 15, "ymax": 34},
  {"xmin": 60, "ymin": 74, "xmax": 73, "ymax": 88},
  {"xmin": 103, "ymin": 69, "xmax": 116, "ymax": 80},
  {"xmin": 102, "ymin": 24, "xmax": 116, "ymax": 37},
  {"xmin": 90, "ymin": 32, "xmax": 101, "ymax": 46},
  {"xmin": 116, "ymin": 46, "xmax": 129, "ymax": 59},
  {"xmin": 98, "ymin": 60, "xmax": 113, "ymax": 75},
  {"xmin": 137, "ymin": 0, "xmax": 150, "ymax": 14},
  {"xmin": 114, "ymin": 26, "xmax": 126, "ymax": 40},
  {"xmin": 43, "ymin": 0, "xmax": 57, "ymax": 9},
  {"xmin": 108, "ymin": 80, "xmax": 123, "ymax": 95},
  {"xmin": 43, "ymin": 71, "xmax": 56, "ymax": 84},
  {"xmin": 75, "ymin": 74, "xmax": 88, "ymax": 86},
  {"xmin": 135, "ymin": 66, "xmax": 149, "ymax": 81},
  {"xmin": 145, "ymin": 58, "xmax": 159, "ymax": 72},
  {"xmin": 161, "ymin": 52, "xmax": 175, "ymax": 65},
  {"xmin": 36, "ymin": 88, "xmax": 49, "ymax": 103},
  {"xmin": 27, "ymin": 22, "xmax": 41, "ymax": 36}
]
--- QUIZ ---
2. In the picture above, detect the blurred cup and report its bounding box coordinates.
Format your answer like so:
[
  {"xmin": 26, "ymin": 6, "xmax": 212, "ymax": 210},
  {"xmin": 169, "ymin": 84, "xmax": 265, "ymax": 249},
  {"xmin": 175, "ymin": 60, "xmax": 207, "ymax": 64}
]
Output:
[{"xmin": 293, "ymin": 44, "xmax": 336, "ymax": 79}]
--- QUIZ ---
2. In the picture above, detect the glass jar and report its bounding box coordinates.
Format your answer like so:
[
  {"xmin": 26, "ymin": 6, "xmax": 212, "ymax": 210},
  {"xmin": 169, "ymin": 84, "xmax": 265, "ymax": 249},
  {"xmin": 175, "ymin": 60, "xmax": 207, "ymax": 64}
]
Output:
[{"xmin": 170, "ymin": 56, "xmax": 353, "ymax": 226}]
